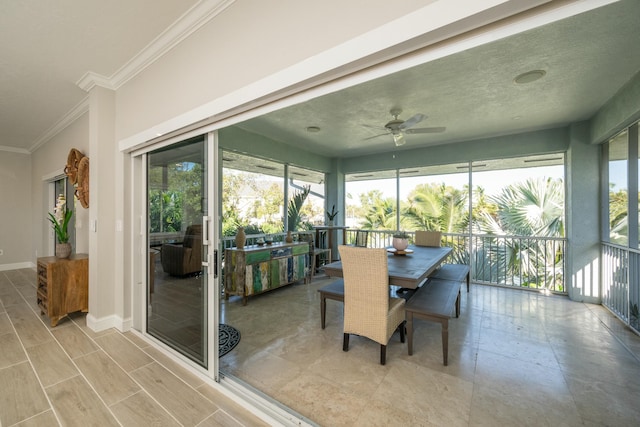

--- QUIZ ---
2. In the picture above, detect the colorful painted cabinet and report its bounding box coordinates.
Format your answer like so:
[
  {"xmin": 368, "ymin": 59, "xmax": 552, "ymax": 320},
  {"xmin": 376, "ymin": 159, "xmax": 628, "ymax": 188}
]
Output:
[{"xmin": 224, "ymin": 242, "xmax": 310, "ymax": 305}]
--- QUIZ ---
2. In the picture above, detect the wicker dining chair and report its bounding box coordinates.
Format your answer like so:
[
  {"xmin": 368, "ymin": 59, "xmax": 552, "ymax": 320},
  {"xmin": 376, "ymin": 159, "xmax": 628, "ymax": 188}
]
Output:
[
  {"xmin": 414, "ymin": 230, "xmax": 442, "ymax": 247},
  {"xmin": 338, "ymin": 245, "xmax": 405, "ymax": 365},
  {"xmin": 415, "ymin": 230, "xmax": 471, "ymax": 292},
  {"xmin": 353, "ymin": 230, "xmax": 369, "ymax": 247}
]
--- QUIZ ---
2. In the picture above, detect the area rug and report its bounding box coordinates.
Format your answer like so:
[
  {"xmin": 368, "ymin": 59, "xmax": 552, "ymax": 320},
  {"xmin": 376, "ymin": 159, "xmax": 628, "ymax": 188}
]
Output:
[{"xmin": 219, "ymin": 324, "xmax": 241, "ymax": 357}]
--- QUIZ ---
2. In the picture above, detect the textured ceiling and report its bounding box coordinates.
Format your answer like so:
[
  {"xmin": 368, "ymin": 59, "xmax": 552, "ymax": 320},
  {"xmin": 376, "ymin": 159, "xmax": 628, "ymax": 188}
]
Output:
[
  {"xmin": 235, "ymin": 0, "xmax": 640, "ymax": 158},
  {"xmin": 1, "ymin": 1, "xmax": 638, "ymax": 159}
]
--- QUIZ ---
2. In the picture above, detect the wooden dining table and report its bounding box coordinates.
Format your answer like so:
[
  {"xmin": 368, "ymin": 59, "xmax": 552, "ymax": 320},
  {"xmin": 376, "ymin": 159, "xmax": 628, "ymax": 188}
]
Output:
[{"xmin": 323, "ymin": 245, "xmax": 453, "ymax": 289}]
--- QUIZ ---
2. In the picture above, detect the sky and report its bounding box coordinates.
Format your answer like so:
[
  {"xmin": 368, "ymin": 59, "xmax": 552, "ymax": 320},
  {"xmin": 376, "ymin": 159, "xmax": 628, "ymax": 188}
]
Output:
[{"xmin": 345, "ymin": 165, "xmax": 565, "ymax": 202}]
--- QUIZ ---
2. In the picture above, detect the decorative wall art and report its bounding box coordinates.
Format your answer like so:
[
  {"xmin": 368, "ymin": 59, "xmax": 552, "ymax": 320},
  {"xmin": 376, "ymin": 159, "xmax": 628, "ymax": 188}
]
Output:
[{"xmin": 64, "ymin": 148, "xmax": 89, "ymax": 208}]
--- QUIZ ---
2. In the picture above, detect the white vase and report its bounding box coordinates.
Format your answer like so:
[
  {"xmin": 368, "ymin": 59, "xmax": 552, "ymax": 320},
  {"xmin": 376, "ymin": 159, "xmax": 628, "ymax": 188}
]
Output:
[
  {"xmin": 392, "ymin": 237, "xmax": 408, "ymax": 251},
  {"xmin": 56, "ymin": 242, "xmax": 72, "ymax": 259}
]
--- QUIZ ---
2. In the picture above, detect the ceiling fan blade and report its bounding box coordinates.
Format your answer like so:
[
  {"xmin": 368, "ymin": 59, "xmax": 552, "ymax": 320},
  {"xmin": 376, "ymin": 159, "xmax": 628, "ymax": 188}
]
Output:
[
  {"xmin": 405, "ymin": 126, "xmax": 446, "ymax": 134},
  {"xmin": 361, "ymin": 123, "xmax": 386, "ymax": 131},
  {"xmin": 399, "ymin": 113, "xmax": 426, "ymax": 130},
  {"xmin": 362, "ymin": 133, "xmax": 389, "ymax": 141}
]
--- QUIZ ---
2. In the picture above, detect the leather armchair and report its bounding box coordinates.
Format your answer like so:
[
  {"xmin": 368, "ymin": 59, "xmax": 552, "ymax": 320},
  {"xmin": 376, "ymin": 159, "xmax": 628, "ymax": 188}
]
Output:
[{"xmin": 161, "ymin": 224, "xmax": 202, "ymax": 276}]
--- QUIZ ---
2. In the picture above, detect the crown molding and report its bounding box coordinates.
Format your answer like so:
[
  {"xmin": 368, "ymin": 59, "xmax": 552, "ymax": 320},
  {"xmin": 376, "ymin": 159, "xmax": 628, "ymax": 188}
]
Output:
[
  {"xmin": 0, "ymin": 145, "xmax": 30, "ymax": 154},
  {"xmin": 77, "ymin": 0, "xmax": 235, "ymax": 92},
  {"xmin": 29, "ymin": 96, "xmax": 90, "ymax": 153},
  {"xmin": 76, "ymin": 71, "xmax": 115, "ymax": 91}
]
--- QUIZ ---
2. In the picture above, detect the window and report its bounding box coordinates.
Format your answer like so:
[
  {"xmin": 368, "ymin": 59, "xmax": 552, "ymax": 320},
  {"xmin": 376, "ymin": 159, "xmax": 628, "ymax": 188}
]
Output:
[
  {"xmin": 399, "ymin": 164, "xmax": 469, "ymax": 234},
  {"xmin": 222, "ymin": 152, "xmax": 285, "ymax": 236},
  {"xmin": 608, "ymin": 130, "xmax": 629, "ymax": 245},
  {"xmin": 345, "ymin": 170, "xmax": 397, "ymax": 230},
  {"xmin": 222, "ymin": 151, "xmax": 326, "ymax": 236},
  {"xmin": 471, "ymin": 156, "xmax": 565, "ymax": 238},
  {"xmin": 289, "ymin": 165, "xmax": 325, "ymax": 228}
]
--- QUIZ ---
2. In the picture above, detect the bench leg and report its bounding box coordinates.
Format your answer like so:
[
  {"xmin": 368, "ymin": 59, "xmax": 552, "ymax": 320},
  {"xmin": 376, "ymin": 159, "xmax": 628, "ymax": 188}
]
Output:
[
  {"xmin": 455, "ymin": 290, "xmax": 460, "ymax": 318},
  {"xmin": 407, "ymin": 313, "xmax": 414, "ymax": 355},
  {"xmin": 441, "ymin": 319, "xmax": 449, "ymax": 366},
  {"xmin": 466, "ymin": 272, "xmax": 470, "ymax": 292},
  {"xmin": 320, "ymin": 294, "xmax": 326, "ymax": 329}
]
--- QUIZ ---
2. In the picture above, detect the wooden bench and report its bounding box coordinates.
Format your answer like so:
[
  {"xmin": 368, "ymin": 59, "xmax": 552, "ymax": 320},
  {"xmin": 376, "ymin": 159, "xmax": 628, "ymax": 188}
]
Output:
[
  {"xmin": 429, "ymin": 264, "xmax": 470, "ymax": 292},
  {"xmin": 404, "ymin": 278, "xmax": 461, "ymax": 365},
  {"xmin": 317, "ymin": 279, "xmax": 344, "ymax": 329}
]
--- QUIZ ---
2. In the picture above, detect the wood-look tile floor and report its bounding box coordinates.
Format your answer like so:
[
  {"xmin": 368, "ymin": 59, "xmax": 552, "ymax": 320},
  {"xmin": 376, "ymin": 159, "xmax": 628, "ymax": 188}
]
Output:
[{"xmin": 0, "ymin": 268, "xmax": 269, "ymax": 427}]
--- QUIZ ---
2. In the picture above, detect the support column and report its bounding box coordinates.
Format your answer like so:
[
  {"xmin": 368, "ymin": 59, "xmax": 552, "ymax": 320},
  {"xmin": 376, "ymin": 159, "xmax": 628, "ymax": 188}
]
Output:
[
  {"xmin": 566, "ymin": 122, "xmax": 601, "ymax": 303},
  {"xmin": 85, "ymin": 86, "xmax": 120, "ymax": 330}
]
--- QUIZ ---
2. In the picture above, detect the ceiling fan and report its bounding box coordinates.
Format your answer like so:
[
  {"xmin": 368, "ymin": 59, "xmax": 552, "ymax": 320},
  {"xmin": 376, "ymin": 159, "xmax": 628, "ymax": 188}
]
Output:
[{"xmin": 362, "ymin": 108, "xmax": 445, "ymax": 146}]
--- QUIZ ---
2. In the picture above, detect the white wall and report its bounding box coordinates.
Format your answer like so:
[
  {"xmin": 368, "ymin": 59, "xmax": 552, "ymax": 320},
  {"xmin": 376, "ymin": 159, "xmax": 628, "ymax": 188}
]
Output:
[
  {"xmin": 30, "ymin": 113, "xmax": 90, "ymax": 263},
  {"xmin": 0, "ymin": 152, "xmax": 32, "ymax": 270},
  {"xmin": 115, "ymin": 0, "xmax": 440, "ymax": 141}
]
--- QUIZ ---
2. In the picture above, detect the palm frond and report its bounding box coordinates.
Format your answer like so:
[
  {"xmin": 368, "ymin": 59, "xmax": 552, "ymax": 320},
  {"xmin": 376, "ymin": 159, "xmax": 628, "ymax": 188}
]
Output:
[{"xmin": 287, "ymin": 185, "xmax": 310, "ymax": 231}]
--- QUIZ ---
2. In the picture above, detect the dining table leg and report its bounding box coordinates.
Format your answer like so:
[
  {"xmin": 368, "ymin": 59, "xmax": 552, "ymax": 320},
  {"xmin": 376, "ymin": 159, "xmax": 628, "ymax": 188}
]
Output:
[
  {"xmin": 441, "ymin": 318, "xmax": 449, "ymax": 365},
  {"xmin": 407, "ymin": 311, "xmax": 414, "ymax": 355}
]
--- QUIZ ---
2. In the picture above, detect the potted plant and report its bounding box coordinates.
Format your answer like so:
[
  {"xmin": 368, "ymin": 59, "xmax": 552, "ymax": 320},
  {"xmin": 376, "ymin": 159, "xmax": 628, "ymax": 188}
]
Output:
[
  {"xmin": 326, "ymin": 205, "xmax": 338, "ymax": 226},
  {"xmin": 392, "ymin": 231, "xmax": 409, "ymax": 251},
  {"xmin": 48, "ymin": 195, "xmax": 73, "ymax": 258}
]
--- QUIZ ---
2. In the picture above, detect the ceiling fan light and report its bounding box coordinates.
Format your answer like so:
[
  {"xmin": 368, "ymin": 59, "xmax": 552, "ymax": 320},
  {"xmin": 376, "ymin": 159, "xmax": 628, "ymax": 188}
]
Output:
[{"xmin": 393, "ymin": 132, "xmax": 405, "ymax": 146}]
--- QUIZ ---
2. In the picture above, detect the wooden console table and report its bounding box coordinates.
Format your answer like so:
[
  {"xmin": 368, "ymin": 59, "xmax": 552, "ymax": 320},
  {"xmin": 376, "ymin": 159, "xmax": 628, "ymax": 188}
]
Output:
[
  {"xmin": 36, "ymin": 254, "xmax": 89, "ymax": 326},
  {"xmin": 224, "ymin": 242, "xmax": 309, "ymax": 305}
]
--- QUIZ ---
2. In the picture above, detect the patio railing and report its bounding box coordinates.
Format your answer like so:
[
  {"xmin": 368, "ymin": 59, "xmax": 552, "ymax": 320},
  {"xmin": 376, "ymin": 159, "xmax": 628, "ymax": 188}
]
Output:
[
  {"xmin": 602, "ymin": 243, "xmax": 640, "ymax": 334},
  {"xmin": 345, "ymin": 229, "xmax": 567, "ymax": 293},
  {"xmin": 219, "ymin": 229, "xmax": 566, "ymax": 293}
]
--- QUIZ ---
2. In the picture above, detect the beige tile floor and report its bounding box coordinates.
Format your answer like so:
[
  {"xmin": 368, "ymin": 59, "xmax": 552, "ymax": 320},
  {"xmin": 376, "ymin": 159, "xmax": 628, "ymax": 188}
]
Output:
[
  {"xmin": 3, "ymin": 264, "xmax": 640, "ymax": 426},
  {"xmin": 220, "ymin": 274, "xmax": 640, "ymax": 427}
]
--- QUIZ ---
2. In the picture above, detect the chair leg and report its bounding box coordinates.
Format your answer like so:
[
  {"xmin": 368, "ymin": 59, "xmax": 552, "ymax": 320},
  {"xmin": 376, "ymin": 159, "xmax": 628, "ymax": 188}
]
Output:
[
  {"xmin": 380, "ymin": 344, "xmax": 387, "ymax": 365},
  {"xmin": 399, "ymin": 321, "xmax": 406, "ymax": 343},
  {"xmin": 343, "ymin": 333, "xmax": 349, "ymax": 351}
]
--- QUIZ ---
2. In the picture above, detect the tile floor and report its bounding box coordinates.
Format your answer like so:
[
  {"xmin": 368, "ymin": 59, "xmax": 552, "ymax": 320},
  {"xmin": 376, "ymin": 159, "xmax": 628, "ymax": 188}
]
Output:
[
  {"xmin": 0, "ymin": 268, "xmax": 268, "ymax": 427},
  {"xmin": 3, "ymin": 265, "xmax": 640, "ymax": 426},
  {"xmin": 220, "ymin": 274, "xmax": 640, "ymax": 426}
]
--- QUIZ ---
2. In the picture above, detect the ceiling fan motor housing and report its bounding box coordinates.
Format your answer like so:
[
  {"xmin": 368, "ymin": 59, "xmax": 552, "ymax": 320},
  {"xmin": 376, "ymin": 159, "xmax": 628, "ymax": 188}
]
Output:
[{"xmin": 385, "ymin": 118, "xmax": 404, "ymax": 132}]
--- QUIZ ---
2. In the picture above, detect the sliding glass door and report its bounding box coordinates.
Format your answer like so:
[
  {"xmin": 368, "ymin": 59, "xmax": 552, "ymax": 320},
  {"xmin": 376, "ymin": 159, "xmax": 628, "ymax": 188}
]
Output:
[{"xmin": 146, "ymin": 135, "xmax": 210, "ymax": 367}]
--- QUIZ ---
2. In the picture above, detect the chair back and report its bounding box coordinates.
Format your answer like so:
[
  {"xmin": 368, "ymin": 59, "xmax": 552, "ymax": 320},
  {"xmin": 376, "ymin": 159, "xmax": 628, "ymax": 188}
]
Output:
[
  {"xmin": 183, "ymin": 224, "xmax": 202, "ymax": 248},
  {"xmin": 415, "ymin": 230, "xmax": 441, "ymax": 247},
  {"xmin": 354, "ymin": 230, "xmax": 368, "ymax": 247},
  {"xmin": 338, "ymin": 245, "xmax": 390, "ymax": 343}
]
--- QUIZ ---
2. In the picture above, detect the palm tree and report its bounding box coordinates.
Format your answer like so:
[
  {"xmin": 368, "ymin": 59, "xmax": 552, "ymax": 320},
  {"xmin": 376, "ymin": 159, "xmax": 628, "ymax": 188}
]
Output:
[
  {"xmin": 287, "ymin": 185, "xmax": 310, "ymax": 231},
  {"xmin": 360, "ymin": 191, "xmax": 396, "ymax": 230},
  {"xmin": 609, "ymin": 187, "xmax": 628, "ymax": 245},
  {"xmin": 475, "ymin": 177, "xmax": 565, "ymax": 289},
  {"xmin": 402, "ymin": 183, "xmax": 469, "ymax": 233}
]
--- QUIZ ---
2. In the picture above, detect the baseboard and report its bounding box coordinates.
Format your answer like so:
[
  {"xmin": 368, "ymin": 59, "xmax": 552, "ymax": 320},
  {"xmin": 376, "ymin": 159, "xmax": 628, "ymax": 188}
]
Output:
[
  {"xmin": 0, "ymin": 261, "xmax": 35, "ymax": 271},
  {"xmin": 86, "ymin": 313, "xmax": 132, "ymax": 333}
]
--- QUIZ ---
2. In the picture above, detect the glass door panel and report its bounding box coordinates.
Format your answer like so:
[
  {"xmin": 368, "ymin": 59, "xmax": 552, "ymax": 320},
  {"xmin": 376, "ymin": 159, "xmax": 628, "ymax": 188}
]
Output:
[{"xmin": 147, "ymin": 135, "xmax": 208, "ymax": 367}]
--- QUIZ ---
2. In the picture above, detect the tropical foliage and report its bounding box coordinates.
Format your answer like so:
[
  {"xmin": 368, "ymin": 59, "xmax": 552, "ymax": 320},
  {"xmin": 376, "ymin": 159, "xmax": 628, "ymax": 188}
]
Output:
[
  {"xmin": 609, "ymin": 187, "xmax": 629, "ymax": 245},
  {"xmin": 287, "ymin": 185, "xmax": 311, "ymax": 231},
  {"xmin": 48, "ymin": 210, "xmax": 73, "ymax": 243},
  {"xmin": 148, "ymin": 161, "xmax": 203, "ymax": 233},
  {"xmin": 403, "ymin": 183, "xmax": 469, "ymax": 233},
  {"xmin": 348, "ymin": 176, "xmax": 565, "ymax": 291},
  {"xmin": 473, "ymin": 177, "xmax": 565, "ymax": 290}
]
